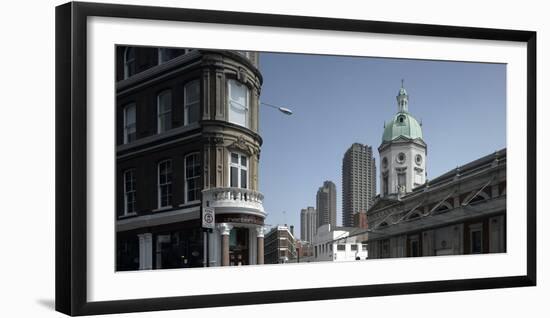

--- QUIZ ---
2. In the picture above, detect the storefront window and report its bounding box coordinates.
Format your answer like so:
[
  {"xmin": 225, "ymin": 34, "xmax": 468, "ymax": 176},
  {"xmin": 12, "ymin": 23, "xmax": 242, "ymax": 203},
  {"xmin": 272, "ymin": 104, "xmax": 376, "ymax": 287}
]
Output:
[
  {"xmin": 229, "ymin": 227, "xmax": 249, "ymax": 266},
  {"xmin": 116, "ymin": 235, "xmax": 140, "ymax": 271},
  {"xmin": 154, "ymin": 229, "xmax": 203, "ymax": 269}
]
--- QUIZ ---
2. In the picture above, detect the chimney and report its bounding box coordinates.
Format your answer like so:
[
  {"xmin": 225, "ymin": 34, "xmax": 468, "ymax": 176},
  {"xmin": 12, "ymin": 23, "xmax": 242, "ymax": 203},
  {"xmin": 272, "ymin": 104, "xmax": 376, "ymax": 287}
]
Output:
[{"xmin": 290, "ymin": 225, "xmax": 294, "ymax": 236}]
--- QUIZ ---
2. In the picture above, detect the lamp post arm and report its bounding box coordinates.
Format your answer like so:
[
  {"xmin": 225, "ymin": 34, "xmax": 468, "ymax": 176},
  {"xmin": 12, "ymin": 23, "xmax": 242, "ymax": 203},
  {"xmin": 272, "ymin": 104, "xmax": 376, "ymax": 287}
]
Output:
[{"xmin": 260, "ymin": 102, "xmax": 293, "ymax": 115}]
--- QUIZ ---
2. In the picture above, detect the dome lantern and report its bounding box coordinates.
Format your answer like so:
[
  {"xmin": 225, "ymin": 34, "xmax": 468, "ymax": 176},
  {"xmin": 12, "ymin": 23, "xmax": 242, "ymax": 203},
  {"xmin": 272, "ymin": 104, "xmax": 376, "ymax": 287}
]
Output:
[
  {"xmin": 396, "ymin": 79, "xmax": 409, "ymax": 113},
  {"xmin": 382, "ymin": 81, "xmax": 423, "ymax": 143}
]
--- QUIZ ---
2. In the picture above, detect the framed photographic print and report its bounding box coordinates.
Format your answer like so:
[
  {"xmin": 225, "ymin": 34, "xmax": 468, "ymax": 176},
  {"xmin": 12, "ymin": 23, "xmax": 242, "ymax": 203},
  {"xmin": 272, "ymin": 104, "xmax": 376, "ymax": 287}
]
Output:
[{"xmin": 55, "ymin": 1, "xmax": 536, "ymax": 316}]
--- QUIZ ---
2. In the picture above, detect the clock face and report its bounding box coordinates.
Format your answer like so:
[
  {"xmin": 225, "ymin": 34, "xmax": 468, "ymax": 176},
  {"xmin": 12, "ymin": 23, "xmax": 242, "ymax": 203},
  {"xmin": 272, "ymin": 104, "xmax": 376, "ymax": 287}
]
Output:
[
  {"xmin": 396, "ymin": 152, "xmax": 406, "ymax": 164},
  {"xmin": 415, "ymin": 154, "xmax": 423, "ymax": 166}
]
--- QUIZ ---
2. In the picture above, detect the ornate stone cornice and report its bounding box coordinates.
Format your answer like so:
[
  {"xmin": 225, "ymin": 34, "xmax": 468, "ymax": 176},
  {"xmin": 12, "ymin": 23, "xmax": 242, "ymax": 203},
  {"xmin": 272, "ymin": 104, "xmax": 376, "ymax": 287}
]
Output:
[
  {"xmin": 378, "ymin": 137, "xmax": 427, "ymax": 152},
  {"xmin": 201, "ymin": 120, "xmax": 263, "ymax": 146},
  {"xmin": 199, "ymin": 50, "xmax": 263, "ymax": 85}
]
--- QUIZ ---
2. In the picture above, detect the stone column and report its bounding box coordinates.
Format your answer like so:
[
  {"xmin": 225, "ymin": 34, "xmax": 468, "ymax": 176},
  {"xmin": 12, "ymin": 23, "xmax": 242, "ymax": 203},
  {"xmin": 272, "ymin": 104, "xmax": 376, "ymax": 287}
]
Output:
[
  {"xmin": 219, "ymin": 223, "xmax": 232, "ymax": 266},
  {"xmin": 138, "ymin": 233, "xmax": 153, "ymax": 270},
  {"xmin": 256, "ymin": 226, "xmax": 265, "ymax": 265},
  {"xmin": 202, "ymin": 69, "xmax": 211, "ymax": 120}
]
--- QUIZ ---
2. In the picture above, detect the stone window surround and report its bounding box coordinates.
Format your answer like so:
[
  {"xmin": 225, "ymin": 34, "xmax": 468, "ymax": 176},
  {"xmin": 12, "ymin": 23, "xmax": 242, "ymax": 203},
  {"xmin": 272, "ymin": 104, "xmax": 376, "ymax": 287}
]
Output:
[
  {"xmin": 184, "ymin": 152, "xmax": 201, "ymax": 204},
  {"xmin": 228, "ymin": 150, "xmax": 249, "ymax": 189}
]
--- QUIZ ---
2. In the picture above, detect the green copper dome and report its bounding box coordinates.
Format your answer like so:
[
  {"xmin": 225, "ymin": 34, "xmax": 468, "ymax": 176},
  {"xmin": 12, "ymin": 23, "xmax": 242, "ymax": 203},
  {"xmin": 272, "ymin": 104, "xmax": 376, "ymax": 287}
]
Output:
[
  {"xmin": 382, "ymin": 82, "xmax": 423, "ymax": 143},
  {"xmin": 382, "ymin": 112, "xmax": 423, "ymax": 143}
]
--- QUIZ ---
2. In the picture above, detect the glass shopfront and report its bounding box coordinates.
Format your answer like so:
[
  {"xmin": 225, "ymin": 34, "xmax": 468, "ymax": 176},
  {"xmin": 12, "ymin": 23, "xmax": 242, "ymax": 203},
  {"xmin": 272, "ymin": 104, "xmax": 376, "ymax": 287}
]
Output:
[
  {"xmin": 229, "ymin": 227, "xmax": 249, "ymax": 266},
  {"xmin": 154, "ymin": 228, "xmax": 203, "ymax": 269},
  {"xmin": 116, "ymin": 234, "xmax": 140, "ymax": 271}
]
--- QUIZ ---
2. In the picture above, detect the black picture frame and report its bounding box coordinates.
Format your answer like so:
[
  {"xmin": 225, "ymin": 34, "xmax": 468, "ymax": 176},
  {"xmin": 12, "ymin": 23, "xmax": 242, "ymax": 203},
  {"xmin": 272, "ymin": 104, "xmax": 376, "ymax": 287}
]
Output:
[{"xmin": 55, "ymin": 1, "xmax": 537, "ymax": 316}]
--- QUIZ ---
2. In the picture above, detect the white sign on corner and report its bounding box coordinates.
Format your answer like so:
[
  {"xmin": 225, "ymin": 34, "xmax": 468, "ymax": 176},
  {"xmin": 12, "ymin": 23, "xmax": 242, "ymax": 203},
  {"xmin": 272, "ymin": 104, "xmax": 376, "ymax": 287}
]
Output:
[{"xmin": 202, "ymin": 207, "xmax": 215, "ymax": 229}]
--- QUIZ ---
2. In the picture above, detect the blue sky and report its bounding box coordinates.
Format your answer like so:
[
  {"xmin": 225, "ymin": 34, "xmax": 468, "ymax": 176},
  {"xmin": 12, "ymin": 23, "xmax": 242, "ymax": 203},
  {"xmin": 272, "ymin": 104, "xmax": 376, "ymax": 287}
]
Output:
[{"xmin": 257, "ymin": 52, "xmax": 506, "ymax": 237}]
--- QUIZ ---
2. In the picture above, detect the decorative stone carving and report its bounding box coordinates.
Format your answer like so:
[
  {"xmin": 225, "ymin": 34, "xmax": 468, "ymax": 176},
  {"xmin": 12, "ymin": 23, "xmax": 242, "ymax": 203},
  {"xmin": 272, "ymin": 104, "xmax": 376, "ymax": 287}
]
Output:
[
  {"xmin": 203, "ymin": 135, "xmax": 225, "ymax": 146},
  {"xmin": 228, "ymin": 135, "xmax": 255, "ymax": 156},
  {"xmin": 211, "ymin": 135, "xmax": 224, "ymax": 145},
  {"xmin": 218, "ymin": 223, "xmax": 233, "ymax": 236},
  {"xmin": 237, "ymin": 67, "xmax": 247, "ymax": 83},
  {"xmin": 255, "ymin": 226, "xmax": 265, "ymax": 238}
]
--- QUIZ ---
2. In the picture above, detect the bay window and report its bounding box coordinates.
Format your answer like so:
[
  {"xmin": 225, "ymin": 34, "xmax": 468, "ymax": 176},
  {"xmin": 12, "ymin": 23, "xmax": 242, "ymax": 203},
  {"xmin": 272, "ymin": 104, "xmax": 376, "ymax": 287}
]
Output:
[
  {"xmin": 227, "ymin": 79, "xmax": 249, "ymax": 128},
  {"xmin": 229, "ymin": 152, "xmax": 248, "ymax": 188}
]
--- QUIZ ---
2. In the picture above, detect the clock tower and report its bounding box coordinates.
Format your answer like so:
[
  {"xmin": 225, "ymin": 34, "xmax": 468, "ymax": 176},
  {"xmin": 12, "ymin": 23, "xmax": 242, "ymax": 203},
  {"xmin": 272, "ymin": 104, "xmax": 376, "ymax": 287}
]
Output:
[{"xmin": 379, "ymin": 82, "xmax": 427, "ymax": 198}]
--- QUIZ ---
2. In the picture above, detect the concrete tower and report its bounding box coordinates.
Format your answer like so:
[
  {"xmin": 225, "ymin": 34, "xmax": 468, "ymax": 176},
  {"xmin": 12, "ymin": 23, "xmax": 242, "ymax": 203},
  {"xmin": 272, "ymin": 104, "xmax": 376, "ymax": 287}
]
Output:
[
  {"xmin": 379, "ymin": 81, "xmax": 427, "ymax": 197},
  {"xmin": 300, "ymin": 206, "xmax": 317, "ymax": 242},
  {"xmin": 316, "ymin": 181, "xmax": 337, "ymax": 228},
  {"xmin": 342, "ymin": 143, "xmax": 376, "ymax": 227}
]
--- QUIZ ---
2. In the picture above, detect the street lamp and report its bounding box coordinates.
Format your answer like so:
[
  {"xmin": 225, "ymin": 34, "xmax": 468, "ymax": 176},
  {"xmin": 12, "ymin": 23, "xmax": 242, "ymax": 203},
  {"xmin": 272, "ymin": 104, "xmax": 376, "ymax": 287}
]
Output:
[{"xmin": 261, "ymin": 102, "xmax": 293, "ymax": 115}]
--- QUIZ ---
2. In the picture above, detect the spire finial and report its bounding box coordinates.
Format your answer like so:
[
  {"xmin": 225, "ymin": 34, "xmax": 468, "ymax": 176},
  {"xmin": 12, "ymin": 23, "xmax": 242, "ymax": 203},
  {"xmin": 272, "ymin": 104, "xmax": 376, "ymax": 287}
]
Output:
[{"xmin": 397, "ymin": 79, "xmax": 409, "ymax": 112}]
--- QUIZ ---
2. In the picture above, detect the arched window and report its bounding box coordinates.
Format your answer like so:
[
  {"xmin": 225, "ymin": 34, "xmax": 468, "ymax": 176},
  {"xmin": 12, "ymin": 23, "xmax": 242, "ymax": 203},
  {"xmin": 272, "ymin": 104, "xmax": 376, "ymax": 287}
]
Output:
[
  {"xmin": 123, "ymin": 47, "xmax": 135, "ymax": 79},
  {"xmin": 469, "ymin": 193, "xmax": 488, "ymax": 204},
  {"xmin": 436, "ymin": 202, "xmax": 453, "ymax": 213},
  {"xmin": 465, "ymin": 190, "xmax": 490, "ymax": 205},
  {"xmin": 406, "ymin": 212, "xmax": 421, "ymax": 220}
]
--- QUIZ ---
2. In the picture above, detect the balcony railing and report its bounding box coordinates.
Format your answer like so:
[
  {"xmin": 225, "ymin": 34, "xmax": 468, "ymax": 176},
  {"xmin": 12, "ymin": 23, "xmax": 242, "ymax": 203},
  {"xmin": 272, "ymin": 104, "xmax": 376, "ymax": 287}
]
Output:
[{"xmin": 202, "ymin": 187, "xmax": 265, "ymax": 215}]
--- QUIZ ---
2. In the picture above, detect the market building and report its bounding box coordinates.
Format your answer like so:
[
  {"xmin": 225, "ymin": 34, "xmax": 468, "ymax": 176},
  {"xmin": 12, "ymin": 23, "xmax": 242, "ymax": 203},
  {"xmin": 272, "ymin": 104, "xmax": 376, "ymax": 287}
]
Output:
[
  {"xmin": 115, "ymin": 47, "xmax": 267, "ymax": 270},
  {"xmin": 367, "ymin": 84, "xmax": 506, "ymax": 258}
]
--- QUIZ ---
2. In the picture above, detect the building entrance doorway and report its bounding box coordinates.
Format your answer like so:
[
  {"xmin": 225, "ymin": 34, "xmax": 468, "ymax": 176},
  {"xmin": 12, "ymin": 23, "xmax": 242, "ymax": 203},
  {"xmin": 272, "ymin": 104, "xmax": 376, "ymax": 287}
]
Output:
[{"xmin": 229, "ymin": 227, "xmax": 249, "ymax": 265}]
